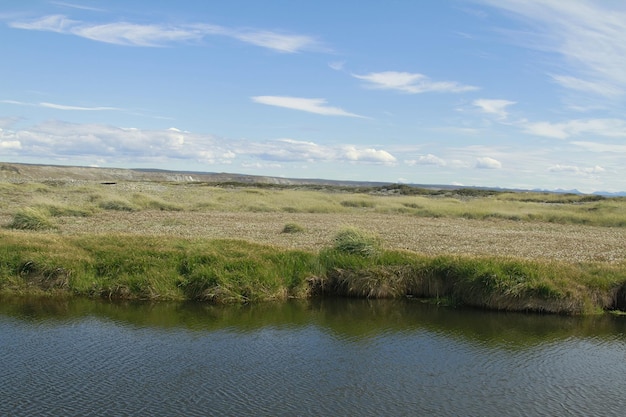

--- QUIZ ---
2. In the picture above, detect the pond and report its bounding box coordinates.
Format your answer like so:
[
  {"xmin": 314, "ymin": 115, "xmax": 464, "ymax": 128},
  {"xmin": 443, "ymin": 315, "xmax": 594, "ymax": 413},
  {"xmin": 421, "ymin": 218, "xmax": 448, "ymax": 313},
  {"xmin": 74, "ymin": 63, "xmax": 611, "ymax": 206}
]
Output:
[{"xmin": 1, "ymin": 297, "xmax": 625, "ymax": 416}]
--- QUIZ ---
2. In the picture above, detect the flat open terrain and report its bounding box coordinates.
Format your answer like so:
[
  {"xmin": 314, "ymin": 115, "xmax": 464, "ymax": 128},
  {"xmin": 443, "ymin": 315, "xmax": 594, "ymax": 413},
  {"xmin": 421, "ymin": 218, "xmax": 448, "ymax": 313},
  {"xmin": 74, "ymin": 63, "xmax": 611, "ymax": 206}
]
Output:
[
  {"xmin": 2, "ymin": 163, "xmax": 625, "ymax": 265},
  {"xmin": 49, "ymin": 210, "xmax": 625, "ymax": 263}
]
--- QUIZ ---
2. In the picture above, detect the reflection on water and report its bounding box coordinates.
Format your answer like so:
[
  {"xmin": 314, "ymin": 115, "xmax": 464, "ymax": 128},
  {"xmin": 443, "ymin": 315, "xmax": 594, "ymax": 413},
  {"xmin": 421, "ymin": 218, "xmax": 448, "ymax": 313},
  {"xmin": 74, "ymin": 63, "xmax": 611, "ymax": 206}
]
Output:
[{"xmin": 1, "ymin": 297, "xmax": 625, "ymax": 416}]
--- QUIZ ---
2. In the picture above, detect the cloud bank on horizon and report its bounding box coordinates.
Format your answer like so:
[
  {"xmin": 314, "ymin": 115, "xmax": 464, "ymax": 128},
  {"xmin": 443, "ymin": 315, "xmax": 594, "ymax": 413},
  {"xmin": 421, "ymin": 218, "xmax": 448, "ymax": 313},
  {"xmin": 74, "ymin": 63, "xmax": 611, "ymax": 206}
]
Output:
[{"xmin": 1, "ymin": 0, "xmax": 625, "ymax": 193}]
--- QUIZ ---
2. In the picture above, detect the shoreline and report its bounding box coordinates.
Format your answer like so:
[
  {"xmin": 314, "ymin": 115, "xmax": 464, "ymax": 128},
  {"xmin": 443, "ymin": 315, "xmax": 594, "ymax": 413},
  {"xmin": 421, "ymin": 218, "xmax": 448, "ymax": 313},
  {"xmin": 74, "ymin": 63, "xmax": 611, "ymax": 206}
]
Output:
[
  {"xmin": 2, "ymin": 167, "xmax": 625, "ymax": 315},
  {"xmin": 1, "ymin": 230, "xmax": 625, "ymax": 315}
]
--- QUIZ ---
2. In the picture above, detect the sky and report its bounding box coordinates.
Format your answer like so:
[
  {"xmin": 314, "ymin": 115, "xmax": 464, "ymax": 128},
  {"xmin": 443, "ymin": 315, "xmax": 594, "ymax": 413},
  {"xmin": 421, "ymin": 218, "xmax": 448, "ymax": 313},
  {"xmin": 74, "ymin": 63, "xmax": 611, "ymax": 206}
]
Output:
[{"xmin": 1, "ymin": 1, "xmax": 626, "ymax": 193}]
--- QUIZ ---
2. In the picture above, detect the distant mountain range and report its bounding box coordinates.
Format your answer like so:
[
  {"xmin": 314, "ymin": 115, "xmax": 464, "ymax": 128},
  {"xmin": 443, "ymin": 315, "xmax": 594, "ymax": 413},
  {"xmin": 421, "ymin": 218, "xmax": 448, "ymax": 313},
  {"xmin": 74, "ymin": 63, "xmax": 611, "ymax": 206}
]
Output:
[{"xmin": 1, "ymin": 161, "xmax": 624, "ymax": 196}]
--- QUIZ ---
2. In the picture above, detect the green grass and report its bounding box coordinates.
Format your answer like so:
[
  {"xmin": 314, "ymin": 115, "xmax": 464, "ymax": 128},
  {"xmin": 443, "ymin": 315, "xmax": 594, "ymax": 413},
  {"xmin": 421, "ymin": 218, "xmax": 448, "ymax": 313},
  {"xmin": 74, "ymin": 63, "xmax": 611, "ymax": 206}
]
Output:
[
  {"xmin": 1, "ymin": 178, "xmax": 626, "ymax": 313},
  {"xmin": 282, "ymin": 222, "xmax": 305, "ymax": 233},
  {"xmin": 98, "ymin": 199, "xmax": 136, "ymax": 211},
  {"xmin": 6, "ymin": 208, "xmax": 57, "ymax": 230},
  {"xmin": 332, "ymin": 227, "xmax": 382, "ymax": 256},
  {"xmin": 2, "ymin": 180, "xmax": 626, "ymax": 227},
  {"xmin": 1, "ymin": 228, "xmax": 624, "ymax": 314}
]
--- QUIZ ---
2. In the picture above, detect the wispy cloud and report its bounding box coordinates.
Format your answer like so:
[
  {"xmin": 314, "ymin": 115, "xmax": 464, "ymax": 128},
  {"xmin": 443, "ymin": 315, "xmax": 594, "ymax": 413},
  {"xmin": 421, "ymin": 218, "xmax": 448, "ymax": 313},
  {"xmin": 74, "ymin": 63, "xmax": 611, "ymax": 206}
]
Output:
[
  {"xmin": 328, "ymin": 61, "xmax": 346, "ymax": 71},
  {"xmin": 521, "ymin": 118, "xmax": 626, "ymax": 139},
  {"xmin": 352, "ymin": 71, "xmax": 478, "ymax": 94},
  {"xmin": 227, "ymin": 29, "xmax": 323, "ymax": 53},
  {"xmin": 571, "ymin": 141, "xmax": 626, "ymax": 153},
  {"xmin": 548, "ymin": 164, "xmax": 605, "ymax": 175},
  {"xmin": 251, "ymin": 96, "xmax": 364, "ymax": 118},
  {"xmin": 39, "ymin": 102, "xmax": 121, "ymax": 111},
  {"xmin": 2, "ymin": 99, "xmax": 123, "ymax": 112},
  {"xmin": 51, "ymin": 2, "xmax": 106, "ymax": 12},
  {"xmin": 473, "ymin": 99, "xmax": 516, "ymax": 119},
  {"xmin": 8, "ymin": 14, "xmax": 323, "ymax": 52},
  {"xmin": 479, "ymin": 0, "xmax": 626, "ymax": 97}
]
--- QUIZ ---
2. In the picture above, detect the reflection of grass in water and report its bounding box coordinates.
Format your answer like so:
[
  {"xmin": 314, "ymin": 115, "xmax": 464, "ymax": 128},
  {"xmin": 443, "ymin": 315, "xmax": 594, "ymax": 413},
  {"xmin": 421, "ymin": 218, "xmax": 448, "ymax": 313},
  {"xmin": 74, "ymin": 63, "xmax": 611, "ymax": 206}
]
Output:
[{"xmin": 2, "ymin": 297, "xmax": 624, "ymax": 351}]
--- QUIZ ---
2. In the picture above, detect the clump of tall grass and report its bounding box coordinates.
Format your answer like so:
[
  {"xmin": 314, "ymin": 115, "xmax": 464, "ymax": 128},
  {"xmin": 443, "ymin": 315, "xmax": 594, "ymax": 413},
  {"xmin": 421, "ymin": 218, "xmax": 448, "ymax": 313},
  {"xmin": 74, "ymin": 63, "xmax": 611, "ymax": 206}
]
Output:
[
  {"xmin": 7, "ymin": 208, "xmax": 57, "ymax": 230},
  {"xmin": 333, "ymin": 227, "xmax": 381, "ymax": 256},
  {"xmin": 98, "ymin": 199, "xmax": 136, "ymax": 211},
  {"xmin": 131, "ymin": 193, "xmax": 182, "ymax": 211},
  {"xmin": 340, "ymin": 199, "xmax": 375, "ymax": 208},
  {"xmin": 38, "ymin": 203, "xmax": 93, "ymax": 217},
  {"xmin": 282, "ymin": 222, "xmax": 305, "ymax": 233}
]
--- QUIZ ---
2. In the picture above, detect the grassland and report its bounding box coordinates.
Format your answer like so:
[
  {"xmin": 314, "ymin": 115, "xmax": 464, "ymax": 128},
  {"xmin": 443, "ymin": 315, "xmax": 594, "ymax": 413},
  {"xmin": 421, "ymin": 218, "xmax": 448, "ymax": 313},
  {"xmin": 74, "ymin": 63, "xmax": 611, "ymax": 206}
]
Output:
[{"xmin": 1, "ymin": 164, "xmax": 626, "ymax": 314}]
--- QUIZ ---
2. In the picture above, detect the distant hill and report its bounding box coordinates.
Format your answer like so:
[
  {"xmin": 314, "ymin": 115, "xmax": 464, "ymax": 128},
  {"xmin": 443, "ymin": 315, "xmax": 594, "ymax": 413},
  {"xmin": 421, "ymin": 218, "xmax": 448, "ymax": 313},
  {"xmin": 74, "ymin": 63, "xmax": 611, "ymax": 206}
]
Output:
[
  {"xmin": 1, "ymin": 161, "xmax": 624, "ymax": 196},
  {"xmin": 0, "ymin": 162, "xmax": 392, "ymax": 187}
]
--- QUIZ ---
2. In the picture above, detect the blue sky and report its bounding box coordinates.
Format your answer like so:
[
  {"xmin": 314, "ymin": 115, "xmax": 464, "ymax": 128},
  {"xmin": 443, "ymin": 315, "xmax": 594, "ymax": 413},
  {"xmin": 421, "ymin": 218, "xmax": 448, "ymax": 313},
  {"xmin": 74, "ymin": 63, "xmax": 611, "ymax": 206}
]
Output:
[{"xmin": 1, "ymin": 1, "xmax": 625, "ymax": 193}]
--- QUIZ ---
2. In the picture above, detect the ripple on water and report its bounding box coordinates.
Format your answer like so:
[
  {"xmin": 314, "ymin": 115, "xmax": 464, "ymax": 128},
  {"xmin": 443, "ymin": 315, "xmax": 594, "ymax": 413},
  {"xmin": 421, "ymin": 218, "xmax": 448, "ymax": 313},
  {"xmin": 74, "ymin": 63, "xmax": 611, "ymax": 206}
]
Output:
[{"xmin": 1, "ymin": 311, "xmax": 626, "ymax": 416}]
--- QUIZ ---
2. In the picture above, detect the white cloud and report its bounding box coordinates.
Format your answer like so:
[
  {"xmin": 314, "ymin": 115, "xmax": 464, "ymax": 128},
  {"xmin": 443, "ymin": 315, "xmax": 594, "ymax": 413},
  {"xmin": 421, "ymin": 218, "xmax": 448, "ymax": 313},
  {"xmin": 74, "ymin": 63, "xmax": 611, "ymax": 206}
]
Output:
[
  {"xmin": 228, "ymin": 29, "xmax": 321, "ymax": 53},
  {"xmin": 3, "ymin": 99, "xmax": 123, "ymax": 112},
  {"xmin": 405, "ymin": 154, "xmax": 446, "ymax": 167},
  {"xmin": 249, "ymin": 138, "xmax": 331, "ymax": 162},
  {"xmin": 0, "ymin": 121, "xmax": 395, "ymax": 166},
  {"xmin": 51, "ymin": 2, "xmax": 106, "ymax": 12},
  {"xmin": 521, "ymin": 118, "xmax": 626, "ymax": 139},
  {"xmin": 0, "ymin": 140, "xmax": 22, "ymax": 149},
  {"xmin": 475, "ymin": 157, "xmax": 502, "ymax": 169},
  {"xmin": 74, "ymin": 22, "xmax": 204, "ymax": 47},
  {"xmin": 342, "ymin": 146, "xmax": 396, "ymax": 163},
  {"xmin": 522, "ymin": 121, "xmax": 569, "ymax": 139},
  {"xmin": 251, "ymin": 96, "xmax": 364, "ymax": 118},
  {"xmin": 39, "ymin": 102, "xmax": 122, "ymax": 111},
  {"xmin": 10, "ymin": 14, "xmax": 76, "ymax": 33},
  {"xmin": 352, "ymin": 71, "xmax": 478, "ymax": 94},
  {"xmin": 0, "ymin": 120, "xmax": 230, "ymax": 163},
  {"xmin": 549, "ymin": 164, "xmax": 605, "ymax": 174},
  {"xmin": 473, "ymin": 99, "xmax": 516, "ymax": 119},
  {"xmin": 328, "ymin": 61, "xmax": 346, "ymax": 71},
  {"xmin": 9, "ymin": 15, "xmax": 322, "ymax": 52},
  {"xmin": 571, "ymin": 141, "xmax": 626, "ymax": 153},
  {"xmin": 246, "ymin": 138, "xmax": 395, "ymax": 164},
  {"xmin": 479, "ymin": 0, "xmax": 626, "ymax": 97},
  {"xmin": 549, "ymin": 75, "xmax": 619, "ymax": 98}
]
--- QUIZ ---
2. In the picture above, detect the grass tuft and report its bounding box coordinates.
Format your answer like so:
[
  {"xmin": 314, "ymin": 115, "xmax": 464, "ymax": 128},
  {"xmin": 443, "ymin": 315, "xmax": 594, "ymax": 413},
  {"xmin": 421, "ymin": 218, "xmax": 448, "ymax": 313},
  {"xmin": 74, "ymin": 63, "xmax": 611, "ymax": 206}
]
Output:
[
  {"xmin": 7, "ymin": 208, "xmax": 57, "ymax": 230},
  {"xmin": 99, "ymin": 199, "xmax": 136, "ymax": 211},
  {"xmin": 282, "ymin": 222, "xmax": 305, "ymax": 233},
  {"xmin": 333, "ymin": 227, "xmax": 381, "ymax": 257}
]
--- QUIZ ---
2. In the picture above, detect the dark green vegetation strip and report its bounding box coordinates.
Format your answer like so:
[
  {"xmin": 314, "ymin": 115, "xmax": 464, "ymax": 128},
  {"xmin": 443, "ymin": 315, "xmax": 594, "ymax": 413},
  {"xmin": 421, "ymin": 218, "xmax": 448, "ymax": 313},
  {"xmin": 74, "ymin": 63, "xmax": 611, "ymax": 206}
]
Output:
[{"xmin": 2, "ymin": 231, "xmax": 625, "ymax": 315}]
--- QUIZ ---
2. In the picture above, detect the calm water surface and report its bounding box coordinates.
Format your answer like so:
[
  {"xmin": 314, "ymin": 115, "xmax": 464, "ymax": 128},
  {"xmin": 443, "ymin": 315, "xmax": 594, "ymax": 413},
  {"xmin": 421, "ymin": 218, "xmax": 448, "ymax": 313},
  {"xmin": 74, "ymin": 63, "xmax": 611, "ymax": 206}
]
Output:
[{"xmin": 1, "ymin": 297, "xmax": 625, "ymax": 416}]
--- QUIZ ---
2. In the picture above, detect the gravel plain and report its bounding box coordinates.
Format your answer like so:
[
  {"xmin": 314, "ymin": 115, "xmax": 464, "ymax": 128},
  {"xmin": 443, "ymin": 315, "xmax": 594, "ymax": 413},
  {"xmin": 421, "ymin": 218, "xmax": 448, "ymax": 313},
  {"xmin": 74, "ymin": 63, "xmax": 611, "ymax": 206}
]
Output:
[{"xmin": 53, "ymin": 210, "xmax": 626, "ymax": 264}]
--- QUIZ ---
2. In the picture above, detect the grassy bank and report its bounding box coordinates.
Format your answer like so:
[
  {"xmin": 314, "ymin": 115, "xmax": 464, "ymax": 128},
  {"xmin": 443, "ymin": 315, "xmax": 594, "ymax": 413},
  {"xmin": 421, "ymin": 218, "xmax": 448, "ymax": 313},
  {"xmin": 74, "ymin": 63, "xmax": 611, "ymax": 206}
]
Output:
[
  {"xmin": 2, "ymin": 175, "xmax": 626, "ymax": 314},
  {"xmin": 1, "ymin": 229, "xmax": 625, "ymax": 314}
]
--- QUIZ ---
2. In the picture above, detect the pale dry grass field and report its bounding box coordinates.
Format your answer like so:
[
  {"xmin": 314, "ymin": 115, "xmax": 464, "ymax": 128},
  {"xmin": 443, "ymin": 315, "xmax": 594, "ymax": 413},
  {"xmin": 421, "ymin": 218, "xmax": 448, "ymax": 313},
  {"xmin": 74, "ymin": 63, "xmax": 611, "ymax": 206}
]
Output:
[
  {"xmin": 51, "ymin": 210, "xmax": 625, "ymax": 263},
  {"xmin": 1, "ymin": 173, "xmax": 625, "ymax": 265}
]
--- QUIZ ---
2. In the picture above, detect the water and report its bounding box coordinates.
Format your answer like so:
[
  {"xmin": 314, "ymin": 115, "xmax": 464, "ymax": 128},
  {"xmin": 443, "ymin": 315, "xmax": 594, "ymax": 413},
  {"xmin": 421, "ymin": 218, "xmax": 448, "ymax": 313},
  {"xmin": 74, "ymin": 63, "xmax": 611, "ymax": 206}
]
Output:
[{"xmin": 1, "ymin": 297, "xmax": 625, "ymax": 416}]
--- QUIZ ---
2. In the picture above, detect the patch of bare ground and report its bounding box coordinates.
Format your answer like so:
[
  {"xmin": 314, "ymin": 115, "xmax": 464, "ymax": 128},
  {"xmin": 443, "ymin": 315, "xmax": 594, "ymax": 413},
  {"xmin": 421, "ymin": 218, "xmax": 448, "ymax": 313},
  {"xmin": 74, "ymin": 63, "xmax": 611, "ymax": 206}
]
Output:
[{"xmin": 56, "ymin": 211, "xmax": 626, "ymax": 263}]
